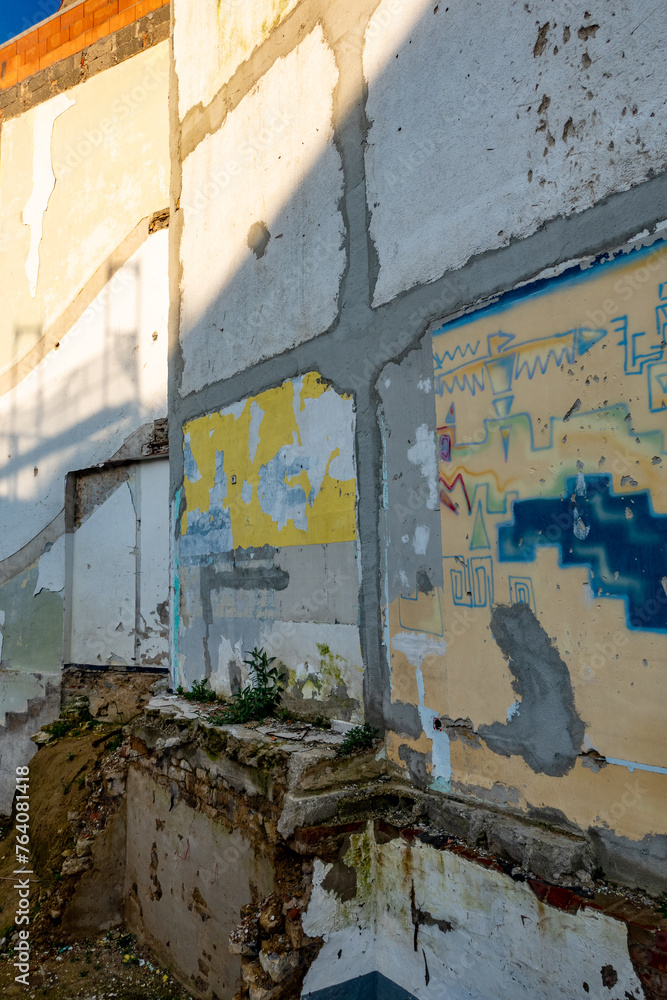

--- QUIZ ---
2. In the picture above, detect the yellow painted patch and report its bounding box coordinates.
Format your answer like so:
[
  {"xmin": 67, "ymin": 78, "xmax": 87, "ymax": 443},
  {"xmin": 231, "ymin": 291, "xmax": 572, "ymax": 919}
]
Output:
[{"xmin": 182, "ymin": 373, "xmax": 356, "ymax": 548}]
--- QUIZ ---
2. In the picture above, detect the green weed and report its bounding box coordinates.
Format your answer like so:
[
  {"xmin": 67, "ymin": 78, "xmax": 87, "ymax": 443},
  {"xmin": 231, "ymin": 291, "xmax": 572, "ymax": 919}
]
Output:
[
  {"xmin": 211, "ymin": 647, "xmax": 284, "ymax": 725},
  {"xmin": 335, "ymin": 724, "xmax": 379, "ymax": 757}
]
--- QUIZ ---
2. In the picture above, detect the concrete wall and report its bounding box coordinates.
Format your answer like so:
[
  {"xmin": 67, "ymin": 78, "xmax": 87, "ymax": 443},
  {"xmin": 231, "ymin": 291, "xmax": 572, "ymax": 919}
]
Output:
[
  {"xmin": 2, "ymin": 0, "xmax": 666, "ymax": 994},
  {"xmin": 169, "ymin": 0, "xmax": 667, "ymax": 994},
  {"xmin": 176, "ymin": 373, "xmax": 362, "ymax": 718},
  {"xmin": 125, "ymin": 765, "xmax": 274, "ymax": 998},
  {"xmin": 381, "ymin": 235, "xmax": 667, "ymax": 896},
  {"xmin": 68, "ymin": 459, "xmax": 169, "ymax": 669},
  {"xmin": 302, "ymin": 824, "xmax": 645, "ymax": 1000},
  {"xmin": 0, "ymin": 25, "xmax": 171, "ymax": 812}
]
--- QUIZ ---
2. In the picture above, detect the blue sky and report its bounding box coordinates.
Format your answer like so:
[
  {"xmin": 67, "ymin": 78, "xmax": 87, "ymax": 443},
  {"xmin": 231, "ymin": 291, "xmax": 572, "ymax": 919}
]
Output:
[{"xmin": 0, "ymin": 1, "xmax": 60, "ymax": 46}]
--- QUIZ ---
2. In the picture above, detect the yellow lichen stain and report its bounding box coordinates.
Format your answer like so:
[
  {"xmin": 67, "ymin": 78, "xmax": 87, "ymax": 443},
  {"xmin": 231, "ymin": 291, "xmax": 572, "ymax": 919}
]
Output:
[
  {"xmin": 181, "ymin": 373, "xmax": 356, "ymax": 548},
  {"xmin": 344, "ymin": 823, "xmax": 375, "ymax": 900},
  {"xmin": 261, "ymin": 0, "xmax": 296, "ymax": 38}
]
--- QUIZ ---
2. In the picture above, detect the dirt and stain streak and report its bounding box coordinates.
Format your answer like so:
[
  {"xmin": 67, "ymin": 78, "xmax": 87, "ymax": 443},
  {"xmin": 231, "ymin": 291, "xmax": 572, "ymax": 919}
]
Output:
[{"xmin": 410, "ymin": 880, "xmax": 452, "ymax": 952}]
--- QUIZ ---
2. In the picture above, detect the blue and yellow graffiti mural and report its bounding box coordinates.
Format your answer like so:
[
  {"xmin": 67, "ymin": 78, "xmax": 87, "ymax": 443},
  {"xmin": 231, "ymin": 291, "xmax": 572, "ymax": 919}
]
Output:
[{"xmin": 386, "ymin": 240, "xmax": 667, "ymax": 834}]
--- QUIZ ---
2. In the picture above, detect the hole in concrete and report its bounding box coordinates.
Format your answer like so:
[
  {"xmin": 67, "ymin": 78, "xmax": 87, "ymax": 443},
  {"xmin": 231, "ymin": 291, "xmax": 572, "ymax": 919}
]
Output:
[{"xmin": 247, "ymin": 221, "xmax": 271, "ymax": 259}]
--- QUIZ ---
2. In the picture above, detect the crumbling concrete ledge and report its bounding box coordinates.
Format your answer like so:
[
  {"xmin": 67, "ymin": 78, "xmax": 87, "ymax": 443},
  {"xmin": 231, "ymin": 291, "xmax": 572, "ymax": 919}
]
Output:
[{"xmin": 116, "ymin": 697, "xmax": 667, "ymax": 999}]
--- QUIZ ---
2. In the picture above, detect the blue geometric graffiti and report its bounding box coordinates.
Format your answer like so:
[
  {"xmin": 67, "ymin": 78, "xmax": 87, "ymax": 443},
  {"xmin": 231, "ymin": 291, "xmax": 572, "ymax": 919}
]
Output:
[
  {"xmin": 444, "ymin": 555, "xmax": 494, "ymax": 608},
  {"xmin": 509, "ymin": 576, "xmax": 536, "ymax": 613},
  {"xmin": 498, "ymin": 474, "xmax": 667, "ymax": 631}
]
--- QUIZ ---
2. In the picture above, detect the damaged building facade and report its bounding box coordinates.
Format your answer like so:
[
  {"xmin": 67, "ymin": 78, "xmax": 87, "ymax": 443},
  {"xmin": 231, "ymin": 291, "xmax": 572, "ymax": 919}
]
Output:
[{"xmin": 1, "ymin": 0, "xmax": 667, "ymax": 997}]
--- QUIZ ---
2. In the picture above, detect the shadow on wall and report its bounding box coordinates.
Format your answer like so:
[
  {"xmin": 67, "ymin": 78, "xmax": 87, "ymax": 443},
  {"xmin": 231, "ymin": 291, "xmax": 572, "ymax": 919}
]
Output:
[{"xmin": 0, "ymin": 240, "xmax": 166, "ymax": 673}]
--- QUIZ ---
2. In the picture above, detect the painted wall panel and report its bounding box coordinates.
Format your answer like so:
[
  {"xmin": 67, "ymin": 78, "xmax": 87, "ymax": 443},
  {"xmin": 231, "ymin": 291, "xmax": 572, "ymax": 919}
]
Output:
[
  {"xmin": 385, "ymin": 240, "xmax": 667, "ymax": 844},
  {"xmin": 137, "ymin": 460, "xmax": 170, "ymax": 667},
  {"xmin": 70, "ymin": 480, "xmax": 137, "ymax": 667},
  {"xmin": 0, "ymin": 42, "xmax": 169, "ymax": 372},
  {"xmin": 176, "ymin": 374, "xmax": 362, "ymax": 718},
  {"xmin": 179, "ymin": 26, "xmax": 345, "ymax": 394},
  {"xmin": 173, "ymin": 0, "xmax": 299, "ymax": 120},
  {"xmin": 0, "ymin": 229, "xmax": 169, "ymax": 563},
  {"xmin": 364, "ymin": 0, "xmax": 667, "ymax": 304},
  {"xmin": 302, "ymin": 827, "xmax": 643, "ymax": 1000},
  {"xmin": 69, "ymin": 460, "xmax": 170, "ymax": 669}
]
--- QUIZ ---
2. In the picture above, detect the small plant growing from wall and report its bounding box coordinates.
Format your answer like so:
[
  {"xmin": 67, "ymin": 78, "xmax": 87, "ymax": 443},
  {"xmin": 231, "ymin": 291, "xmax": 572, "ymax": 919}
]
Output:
[
  {"xmin": 177, "ymin": 678, "xmax": 218, "ymax": 702},
  {"xmin": 335, "ymin": 724, "xmax": 379, "ymax": 757},
  {"xmin": 211, "ymin": 646, "xmax": 284, "ymax": 724}
]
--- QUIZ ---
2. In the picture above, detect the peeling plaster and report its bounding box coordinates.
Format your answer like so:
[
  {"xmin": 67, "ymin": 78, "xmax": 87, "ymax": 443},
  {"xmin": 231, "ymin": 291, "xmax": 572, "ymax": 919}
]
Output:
[
  {"xmin": 33, "ymin": 535, "xmax": 65, "ymax": 596},
  {"xmin": 22, "ymin": 94, "xmax": 75, "ymax": 296},
  {"xmin": 406, "ymin": 424, "xmax": 438, "ymax": 512}
]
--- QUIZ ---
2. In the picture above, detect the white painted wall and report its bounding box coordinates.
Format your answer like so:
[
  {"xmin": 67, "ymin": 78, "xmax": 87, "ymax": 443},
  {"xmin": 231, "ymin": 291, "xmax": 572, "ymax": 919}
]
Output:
[
  {"xmin": 70, "ymin": 480, "xmax": 137, "ymax": 667},
  {"xmin": 179, "ymin": 26, "xmax": 345, "ymax": 393},
  {"xmin": 364, "ymin": 0, "xmax": 667, "ymax": 304},
  {"xmin": 69, "ymin": 460, "xmax": 169, "ymax": 669},
  {"xmin": 302, "ymin": 828, "xmax": 644, "ymax": 1000},
  {"xmin": 0, "ymin": 228, "xmax": 168, "ymax": 562},
  {"xmin": 0, "ymin": 42, "xmax": 169, "ymax": 372},
  {"xmin": 137, "ymin": 460, "xmax": 170, "ymax": 667},
  {"xmin": 173, "ymin": 0, "xmax": 299, "ymax": 120}
]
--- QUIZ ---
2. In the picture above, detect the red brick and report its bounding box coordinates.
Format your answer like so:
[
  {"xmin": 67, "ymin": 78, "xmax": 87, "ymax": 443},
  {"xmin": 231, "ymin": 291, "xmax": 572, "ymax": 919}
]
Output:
[
  {"xmin": 38, "ymin": 16, "xmax": 60, "ymax": 41},
  {"xmin": 0, "ymin": 45, "xmax": 18, "ymax": 72},
  {"xmin": 93, "ymin": 1, "xmax": 118, "ymax": 26},
  {"xmin": 17, "ymin": 29, "xmax": 40, "ymax": 55},
  {"xmin": 70, "ymin": 14, "xmax": 95, "ymax": 39},
  {"xmin": 134, "ymin": 0, "xmax": 154, "ymax": 18},
  {"xmin": 109, "ymin": 9, "xmax": 137, "ymax": 32},
  {"xmin": 2, "ymin": 53, "xmax": 19, "ymax": 75},
  {"xmin": 148, "ymin": 0, "xmax": 164, "ymax": 10},
  {"xmin": 118, "ymin": 0, "xmax": 136, "ymax": 10},
  {"xmin": 19, "ymin": 58, "xmax": 40, "ymax": 82},
  {"xmin": 84, "ymin": 0, "xmax": 112, "ymax": 12},
  {"xmin": 84, "ymin": 24, "xmax": 109, "ymax": 46},
  {"xmin": 23, "ymin": 39, "xmax": 48, "ymax": 64},
  {"xmin": 58, "ymin": 37, "xmax": 85, "ymax": 60},
  {"xmin": 0, "ymin": 41, "xmax": 18, "ymax": 65},
  {"xmin": 527, "ymin": 878, "xmax": 549, "ymax": 902},
  {"xmin": 47, "ymin": 27, "xmax": 71, "ymax": 53},
  {"xmin": 649, "ymin": 950, "xmax": 667, "ymax": 972},
  {"xmin": 60, "ymin": 4, "xmax": 86, "ymax": 29},
  {"xmin": 0, "ymin": 68, "xmax": 18, "ymax": 90}
]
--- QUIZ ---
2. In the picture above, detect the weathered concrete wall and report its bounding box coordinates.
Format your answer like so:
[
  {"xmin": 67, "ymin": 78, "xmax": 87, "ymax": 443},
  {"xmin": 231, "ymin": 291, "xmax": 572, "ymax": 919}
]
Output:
[
  {"xmin": 0, "ymin": 24, "xmax": 170, "ymax": 812},
  {"xmin": 364, "ymin": 0, "xmax": 667, "ymax": 306},
  {"xmin": 178, "ymin": 24, "xmax": 345, "ymax": 394},
  {"xmin": 303, "ymin": 824, "xmax": 647, "ymax": 1000},
  {"xmin": 125, "ymin": 765, "xmax": 275, "ymax": 997},
  {"xmin": 176, "ymin": 374, "xmax": 362, "ymax": 718},
  {"xmin": 382, "ymin": 236, "xmax": 667, "ymax": 894},
  {"xmin": 169, "ymin": 0, "xmax": 667, "ymax": 987},
  {"xmin": 68, "ymin": 459, "xmax": 169, "ymax": 669},
  {"xmin": 0, "ymin": 42, "xmax": 169, "ymax": 372}
]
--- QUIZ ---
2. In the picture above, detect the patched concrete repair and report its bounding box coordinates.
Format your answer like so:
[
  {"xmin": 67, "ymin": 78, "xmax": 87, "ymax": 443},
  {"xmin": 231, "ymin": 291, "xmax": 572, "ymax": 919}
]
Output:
[{"xmin": 479, "ymin": 604, "xmax": 585, "ymax": 776}]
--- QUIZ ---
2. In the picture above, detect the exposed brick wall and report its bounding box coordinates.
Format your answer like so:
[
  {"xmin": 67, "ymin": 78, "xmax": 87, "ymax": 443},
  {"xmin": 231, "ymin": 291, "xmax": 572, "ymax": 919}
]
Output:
[
  {"xmin": 0, "ymin": 0, "xmax": 168, "ymax": 92},
  {"xmin": 0, "ymin": 0, "xmax": 169, "ymax": 121}
]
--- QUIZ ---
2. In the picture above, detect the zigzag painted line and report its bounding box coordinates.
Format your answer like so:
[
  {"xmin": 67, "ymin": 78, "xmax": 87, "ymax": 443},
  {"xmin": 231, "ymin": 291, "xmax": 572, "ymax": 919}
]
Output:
[{"xmin": 434, "ymin": 340, "xmax": 481, "ymax": 370}]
